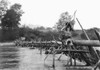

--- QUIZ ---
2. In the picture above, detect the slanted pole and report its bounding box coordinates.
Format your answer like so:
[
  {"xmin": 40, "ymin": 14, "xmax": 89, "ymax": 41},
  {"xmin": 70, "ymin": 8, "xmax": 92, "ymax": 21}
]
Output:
[
  {"xmin": 95, "ymin": 30, "xmax": 100, "ymax": 41},
  {"xmin": 76, "ymin": 18, "xmax": 90, "ymax": 40},
  {"xmin": 76, "ymin": 18, "xmax": 100, "ymax": 60},
  {"xmin": 57, "ymin": 52, "xmax": 63, "ymax": 60}
]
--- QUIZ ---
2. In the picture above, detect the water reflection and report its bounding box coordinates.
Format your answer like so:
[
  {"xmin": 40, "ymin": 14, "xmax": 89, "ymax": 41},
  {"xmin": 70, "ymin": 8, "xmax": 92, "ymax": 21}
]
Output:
[
  {"xmin": 0, "ymin": 45, "xmax": 67, "ymax": 70},
  {"xmin": 0, "ymin": 44, "xmax": 20, "ymax": 70},
  {"xmin": 0, "ymin": 44, "xmax": 87, "ymax": 70}
]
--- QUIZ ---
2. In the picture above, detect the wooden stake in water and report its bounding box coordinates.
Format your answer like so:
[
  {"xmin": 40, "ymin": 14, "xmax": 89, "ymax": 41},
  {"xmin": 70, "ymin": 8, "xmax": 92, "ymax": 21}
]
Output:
[
  {"xmin": 40, "ymin": 47, "xmax": 42, "ymax": 55},
  {"xmin": 58, "ymin": 52, "xmax": 63, "ymax": 60},
  {"xmin": 40, "ymin": 41, "xmax": 42, "ymax": 55},
  {"xmin": 52, "ymin": 47, "xmax": 55, "ymax": 68}
]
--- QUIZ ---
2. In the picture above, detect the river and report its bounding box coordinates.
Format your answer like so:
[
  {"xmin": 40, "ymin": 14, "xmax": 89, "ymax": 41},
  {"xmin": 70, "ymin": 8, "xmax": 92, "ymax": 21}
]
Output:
[{"xmin": 0, "ymin": 44, "xmax": 92, "ymax": 70}]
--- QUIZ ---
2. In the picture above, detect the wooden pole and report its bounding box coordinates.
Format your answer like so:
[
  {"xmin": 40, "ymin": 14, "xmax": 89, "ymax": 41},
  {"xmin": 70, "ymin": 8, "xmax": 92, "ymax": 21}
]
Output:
[
  {"xmin": 74, "ymin": 53, "xmax": 76, "ymax": 66},
  {"xmin": 70, "ymin": 55, "xmax": 72, "ymax": 66},
  {"xmin": 52, "ymin": 47, "xmax": 55, "ymax": 68},
  {"xmin": 74, "ymin": 58, "xmax": 76, "ymax": 66},
  {"xmin": 76, "ymin": 18, "xmax": 90, "ymax": 40},
  {"xmin": 69, "ymin": 45, "xmax": 72, "ymax": 66},
  {"xmin": 95, "ymin": 30, "xmax": 100, "ymax": 41},
  {"xmin": 40, "ymin": 41, "xmax": 42, "ymax": 55}
]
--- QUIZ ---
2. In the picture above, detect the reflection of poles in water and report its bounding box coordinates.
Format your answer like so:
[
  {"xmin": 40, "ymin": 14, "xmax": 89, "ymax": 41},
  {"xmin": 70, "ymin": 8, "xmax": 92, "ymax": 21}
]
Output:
[
  {"xmin": 40, "ymin": 42, "xmax": 42, "ymax": 55},
  {"xmin": 40, "ymin": 47, "xmax": 42, "ymax": 55},
  {"xmin": 38, "ymin": 38, "xmax": 42, "ymax": 55},
  {"xmin": 0, "ymin": 44, "xmax": 19, "ymax": 69}
]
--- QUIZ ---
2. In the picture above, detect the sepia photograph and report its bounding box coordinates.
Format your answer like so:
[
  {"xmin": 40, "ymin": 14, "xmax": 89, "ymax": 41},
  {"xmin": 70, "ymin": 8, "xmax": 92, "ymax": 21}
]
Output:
[{"xmin": 0, "ymin": 0, "xmax": 100, "ymax": 70}]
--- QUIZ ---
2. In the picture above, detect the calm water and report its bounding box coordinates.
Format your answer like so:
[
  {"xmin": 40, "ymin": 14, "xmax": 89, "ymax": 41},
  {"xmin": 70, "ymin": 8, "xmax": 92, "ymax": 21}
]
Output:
[
  {"xmin": 0, "ymin": 44, "xmax": 92, "ymax": 70},
  {"xmin": 0, "ymin": 44, "xmax": 67, "ymax": 70}
]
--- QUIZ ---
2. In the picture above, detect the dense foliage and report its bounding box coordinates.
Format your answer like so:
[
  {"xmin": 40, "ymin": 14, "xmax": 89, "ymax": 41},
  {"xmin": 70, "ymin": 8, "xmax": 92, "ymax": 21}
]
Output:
[
  {"xmin": 0, "ymin": 1, "xmax": 23, "ymax": 41},
  {"xmin": 55, "ymin": 11, "xmax": 75, "ymax": 31},
  {"xmin": 18, "ymin": 26, "xmax": 60, "ymax": 41}
]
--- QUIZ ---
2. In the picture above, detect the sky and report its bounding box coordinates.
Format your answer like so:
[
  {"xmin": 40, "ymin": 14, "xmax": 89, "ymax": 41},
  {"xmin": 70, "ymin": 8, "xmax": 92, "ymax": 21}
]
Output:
[{"xmin": 4, "ymin": 0, "xmax": 100, "ymax": 29}]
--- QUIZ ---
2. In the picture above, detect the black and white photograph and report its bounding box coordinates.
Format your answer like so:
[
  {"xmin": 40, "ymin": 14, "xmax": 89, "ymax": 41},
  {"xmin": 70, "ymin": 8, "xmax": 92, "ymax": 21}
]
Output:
[{"xmin": 0, "ymin": 0, "xmax": 100, "ymax": 70}]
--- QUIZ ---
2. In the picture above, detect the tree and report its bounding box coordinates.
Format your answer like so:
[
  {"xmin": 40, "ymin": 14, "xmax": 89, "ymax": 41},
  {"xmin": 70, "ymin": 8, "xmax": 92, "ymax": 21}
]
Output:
[
  {"xmin": 1, "ymin": 3, "xmax": 23, "ymax": 29},
  {"xmin": 1, "ymin": 3, "xmax": 24, "ymax": 41},
  {"xmin": 0, "ymin": 0, "xmax": 9, "ymax": 25},
  {"xmin": 35, "ymin": 26, "xmax": 45, "ymax": 31},
  {"xmin": 0, "ymin": 0, "xmax": 9, "ymax": 16},
  {"xmin": 55, "ymin": 11, "xmax": 75, "ymax": 31}
]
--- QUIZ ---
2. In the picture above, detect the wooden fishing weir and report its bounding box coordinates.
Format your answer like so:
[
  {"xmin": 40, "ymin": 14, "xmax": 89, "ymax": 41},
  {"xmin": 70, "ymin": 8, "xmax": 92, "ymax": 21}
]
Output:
[{"xmin": 15, "ymin": 18, "xmax": 100, "ymax": 70}]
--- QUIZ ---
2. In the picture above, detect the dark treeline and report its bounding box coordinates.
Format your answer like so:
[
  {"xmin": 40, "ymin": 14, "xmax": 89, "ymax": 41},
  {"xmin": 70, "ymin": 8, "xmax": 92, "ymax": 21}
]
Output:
[
  {"xmin": 0, "ymin": 0, "xmax": 23, "ymax": 42},
  {"xmin": 0, "ymin": 25, "xmax": 60, "ymax": 42},
  {"xmin": 2, "ymin": 26, "xmax": 100, "ymax": 41},
  {"xmin": 0, "ymin": 24, "xmax": 100, "ymax": 42},
  {"xmin": 18, "ymin": 26, "xmax": 60, "ymax": 41}
]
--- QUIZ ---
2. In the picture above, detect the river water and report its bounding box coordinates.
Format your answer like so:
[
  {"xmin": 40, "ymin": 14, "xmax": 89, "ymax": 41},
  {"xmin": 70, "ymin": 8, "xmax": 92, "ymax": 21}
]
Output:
[
  {"xmin": 0, "ymin": 44, "xmax": 92, "ymax": 70},
  {"xmin": 0, "ymin": 44, "xmax": 68, "ymax": 70}
]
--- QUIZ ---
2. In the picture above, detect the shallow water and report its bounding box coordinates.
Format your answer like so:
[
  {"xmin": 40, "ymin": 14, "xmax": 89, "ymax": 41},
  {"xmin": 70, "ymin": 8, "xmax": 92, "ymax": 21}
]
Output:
[
  {"xmin": 0, "ymin": 44, "xmax": 92, "ymax": 70},
  {"xmin": 0, "ymin": 44, "xmax": 67, "ymax": 70}
]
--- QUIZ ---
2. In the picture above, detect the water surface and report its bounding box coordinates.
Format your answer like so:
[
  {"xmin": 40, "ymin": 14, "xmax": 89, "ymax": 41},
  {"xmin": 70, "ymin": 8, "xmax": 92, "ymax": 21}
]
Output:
[{"xmin": 0, "ymin": 44, "xmax": 92, "ymax": 70}]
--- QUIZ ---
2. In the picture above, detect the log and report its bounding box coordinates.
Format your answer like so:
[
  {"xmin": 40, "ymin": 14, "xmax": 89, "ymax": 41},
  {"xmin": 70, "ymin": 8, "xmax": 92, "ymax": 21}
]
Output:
[
  {"xmin": 40, "ymin": 40, "xmax": 100, "ymax": 47},
  {"xmin": 73, "ymin": 40, "xmax": 100, "ymax": 46},
  {"xmin": 18, "ymin": 40, "xmax": 100, "ymax": 47},
  {"xmin": 55, "ymin": 49, "xmax": 90, "ymax": 53}
]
